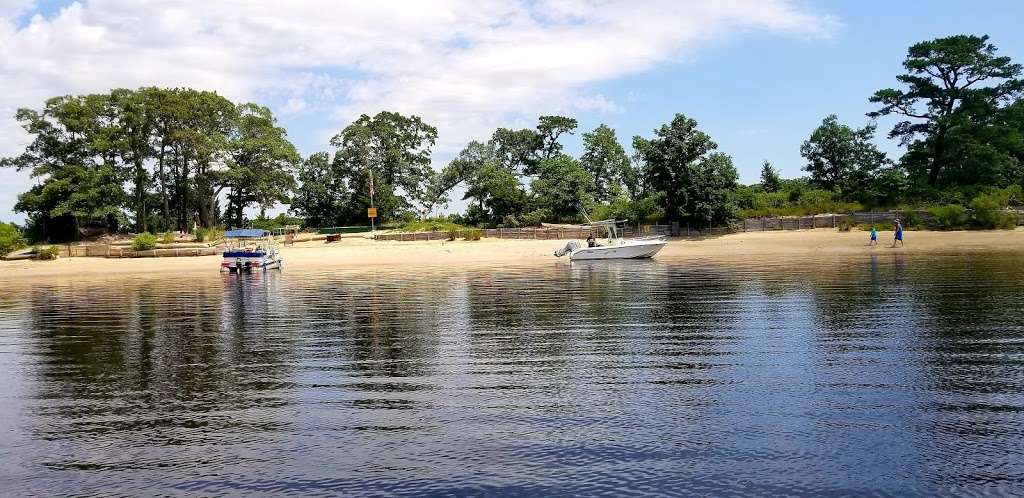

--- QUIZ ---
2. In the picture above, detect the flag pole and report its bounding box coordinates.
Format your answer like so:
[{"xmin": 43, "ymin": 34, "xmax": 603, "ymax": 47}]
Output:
[{"xmin": 369, "ymin": 170, "xmax": 375, "ymax": 233}]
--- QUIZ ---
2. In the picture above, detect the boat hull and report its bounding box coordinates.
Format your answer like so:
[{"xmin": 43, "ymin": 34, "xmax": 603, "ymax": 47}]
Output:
[
  {"xmin": 221, "ymin": 255, "xmax": 283, "ymax": 273},
  {"xmin": 569, "ymin": 240, "xmax": 666, "ymax": 260}
]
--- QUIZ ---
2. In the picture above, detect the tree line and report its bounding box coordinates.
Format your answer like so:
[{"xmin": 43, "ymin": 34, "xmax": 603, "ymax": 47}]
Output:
[
  {"xmin": 2, "ymin": 88, "xmax": 299, "ymax": 241},
  {"xmin": 4, "ymin": 34, "xmax": 1024, "ymax": 243}
]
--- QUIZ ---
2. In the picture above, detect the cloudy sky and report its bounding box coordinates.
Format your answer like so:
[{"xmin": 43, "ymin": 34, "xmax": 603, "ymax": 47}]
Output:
[{"xmin": 1, "ymin": 0, "xmax": 1023, "ymax": 222}]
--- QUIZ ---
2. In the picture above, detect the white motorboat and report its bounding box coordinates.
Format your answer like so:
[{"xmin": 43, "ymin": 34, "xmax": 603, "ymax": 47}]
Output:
[{"xmin": 554, "ymin": 220, "xmax": 667, "ymax": 261}]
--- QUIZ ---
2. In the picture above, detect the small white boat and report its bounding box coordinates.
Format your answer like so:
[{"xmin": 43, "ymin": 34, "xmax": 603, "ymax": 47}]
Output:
[
  {"xmin": 554, "ymin": 220, "xmax": 667, "ymax": 261},
  {"xmin": 220, "ymin": 229, "xmax": 283, "ymax": 273}
]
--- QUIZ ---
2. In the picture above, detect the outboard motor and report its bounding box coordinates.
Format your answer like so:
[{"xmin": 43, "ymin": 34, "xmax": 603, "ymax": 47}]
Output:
[{"xmin": 554, "ymin": 241, "xmax": 580, "ymax": 257}]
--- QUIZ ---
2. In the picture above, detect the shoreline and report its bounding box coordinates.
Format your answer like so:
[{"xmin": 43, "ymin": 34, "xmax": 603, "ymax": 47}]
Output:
[{"xmin": 2, "ymin": 228, "xmax": 1022, "ymax": 281}]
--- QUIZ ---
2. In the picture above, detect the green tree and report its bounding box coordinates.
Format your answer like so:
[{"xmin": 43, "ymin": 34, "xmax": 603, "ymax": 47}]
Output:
[
  {"xmin": 531, "ymin": 154, "xmax": 595, "ymax": 221},
  {"xmin": 5, "ymin": 94, "xmax": 129, "ymax": 241},
  {"xmin": 491, "ymin": 127, "xmax": 542, "ymax": 173},
  {"xmin": 291, "ymin": 152, "xmax": 345, "ymax": 227},
  {"xmin": 536, "ymin": 115, "xmax": 578, "ymax": 160},
  {"xmin": 109, "ymin": 88, "xmax": 156, "ymax": 232},
  {"xmin": 223, "ymin": 103, "xmax": 299, "ymax": 227},
  {"xmin": 632, "ymin": 113, "xmax": 739, "ymax": 226},
  {"xmin": 329, "ymin": 111, "xmax": 438, "ymax": 220},
  {"xmin": 581, "ymin": 124, "xmax": 630, "ymax": 202},
  {"xmin": 760, "ymin": 160, "xmax": 782, "ymax": 193},
  {"xmin": 869, "ymin": 34, "xmax": 1024, "ymax": 186},
  {"xmin": 800, "ymin": 114, "xmax": 888, "ymax": 196},
  {"xmin": 0, "ymin": 222, "xmax": 26, "ymax": 256}
]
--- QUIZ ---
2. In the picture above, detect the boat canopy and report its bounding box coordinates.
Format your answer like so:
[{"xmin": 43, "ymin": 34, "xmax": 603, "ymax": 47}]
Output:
[
  {"xmin": 224, "ymin": 228, "xmax": 269, "ymax": 238},
  {"xmin": 587, "ymin": 219, "xmax": 623, "ymax": 226}
]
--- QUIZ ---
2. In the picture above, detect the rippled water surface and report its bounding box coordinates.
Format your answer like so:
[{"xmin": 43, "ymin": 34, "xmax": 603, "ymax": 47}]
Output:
[{"xmin": 2, "ymin": 253, "xmax": 1024, "ymax": 496}]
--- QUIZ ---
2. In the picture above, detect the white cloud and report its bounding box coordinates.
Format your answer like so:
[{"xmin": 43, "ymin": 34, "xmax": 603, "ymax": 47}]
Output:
[{"xmin": 0, "ymin": 0, "xmax": 838, "ymax": 221}]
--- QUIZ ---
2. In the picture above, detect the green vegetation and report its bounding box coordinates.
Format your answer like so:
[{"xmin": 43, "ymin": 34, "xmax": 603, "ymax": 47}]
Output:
[
  {"xmin": 193, "ymin": 226, "xmax": 224, "ymax": 243},
  {"xmin": 33, "ymin": 245, "xmax": 60, "ymax": 260},
  {"xmin": 858, "ymin": 222, "xmax": 895, "ymax": 232},
  {"xmin": 250, "ymin": 214, "xmax": 303, "ymax": 230},
  {"xmin": 3, "ymin": 88, "xmax": 299, "ymax": 243},
  {"xmin": 131, "ymin": 232, "xmax": 157, "ymax": 251},
  {"xmin": 463, "ymin": 229, "xmax": 484, "ymax": 241},
  {"xmin": 161, "ymin": 232, "xmax": 175, "ymax": 244},
  {"xmin": 3, "ymin": 35, "xmax": 1024, "ymax": 236},
  {"xmin": 392, "ymin": 217, "xmax": 466, "ymax": 233},
  {"xmin": 929, "ymin": 205, "xmax": 969, "ymax": 230},
  {"xmin": 0, "ymin": 222, "xmax": 26, "ymax": 257}
]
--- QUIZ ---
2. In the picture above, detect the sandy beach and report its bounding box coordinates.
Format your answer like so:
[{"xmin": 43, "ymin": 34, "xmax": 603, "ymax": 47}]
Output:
[{"xmin": 2, "ymin": 228, "xmax": 1022, "ymax": 281}]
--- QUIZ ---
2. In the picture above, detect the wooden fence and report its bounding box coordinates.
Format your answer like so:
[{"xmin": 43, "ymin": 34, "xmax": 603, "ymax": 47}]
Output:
[
  {"xmin": 57, "ymin": 245, "xmax": 222, "ymax": 258},
  {"xmin": 372, "ymin": 209, "xmax": 1024, "ymax": 242}
]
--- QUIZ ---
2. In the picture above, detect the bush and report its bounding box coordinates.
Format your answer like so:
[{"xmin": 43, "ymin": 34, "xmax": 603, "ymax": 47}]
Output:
[
  {"xmin": 929, "ymin": 204, "xmax": 968, "ymax": 230},
  {"xmin": 837, "ymin": 217, "xmax": 855, "ymax": 232},
  {"xmin": 250, "ymin": 214, "xmax": 305, "ymax": 230},
  {"xmin": 519, "ymin": 209, "xmax": 548, "ymax": 227},
  {"xmin": 161, "ymin": 232, "xmax": 175, "ymax": 244},
  {"xmin": 0, "ymin": 222, "xmax": 26, "ymax": 257},
  {"xmin": 194, "ymin": 226, "xmax": 224, "ymax": 243},
  {"xmin": 501, "ymin": 215, "xmax": 520, "ymax": 228},
  {"xmin": 463, "ymin": 229, "xmax": 484, "ymax": 241},
  {"xmin": 446, "ymin": 229, "xmax": 458, "ymax": 241},
  {"xmin": 34, "ymin": 245, "xmax": 60, "ymax": 260},
  {"xmin": 858, "ymin": 222, "xmax": 894, "ymax": 232},
  {"xmin": 131, "ymin": 232, "xmax": 157, "ymax": 251},
  {"xmin": 898, "ymin": 210, "xmax": 924, "ymax": 230},
  {"xmin": 395, "ymin": 217, "xmax": 466, "ymax": 233},
  {"xmin": 995, "ymin": 211, "xmax": 1018, "ymax": 230}
]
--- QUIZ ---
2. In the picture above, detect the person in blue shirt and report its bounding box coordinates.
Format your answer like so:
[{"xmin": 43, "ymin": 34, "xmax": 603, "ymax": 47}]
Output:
[
  {"xmin": 892, "ymin": 220, "xmax": 904, "ymax": 247},
  {"xmin": 869, "ymin": 225, "xmax": 878, "ymax": 245}
]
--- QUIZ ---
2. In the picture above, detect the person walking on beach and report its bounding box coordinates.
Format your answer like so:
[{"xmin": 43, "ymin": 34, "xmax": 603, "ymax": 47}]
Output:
[
  {"xmin": 892, "ymin": 220, "xmax": 904, "ymax": 247},
  {"xmin": 869, "ymin": 225, "xmax": 878, "ymax": 246}
]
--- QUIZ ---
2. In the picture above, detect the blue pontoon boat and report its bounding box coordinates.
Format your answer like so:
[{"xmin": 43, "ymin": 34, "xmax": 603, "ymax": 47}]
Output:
[{"xmin": 220, "ymin": 229, "xmax": 283, "ymax": 273}]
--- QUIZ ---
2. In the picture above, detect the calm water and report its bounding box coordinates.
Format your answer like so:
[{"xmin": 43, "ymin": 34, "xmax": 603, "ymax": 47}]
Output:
[{"xmin": 1, "ymin": 253, "xmax": 1023, "ymax": 496}]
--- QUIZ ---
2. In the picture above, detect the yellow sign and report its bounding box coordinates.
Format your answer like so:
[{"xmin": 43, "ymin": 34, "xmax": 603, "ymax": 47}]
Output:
[{"xmin": 367, "ymin": 207, "xmax": 378, "ymax": 218}]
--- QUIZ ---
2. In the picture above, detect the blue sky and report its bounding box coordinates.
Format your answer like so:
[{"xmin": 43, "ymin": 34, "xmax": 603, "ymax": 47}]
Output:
[{"xmin": 1, "ymin": 0, "xmax": 1023, "ymax": 223}]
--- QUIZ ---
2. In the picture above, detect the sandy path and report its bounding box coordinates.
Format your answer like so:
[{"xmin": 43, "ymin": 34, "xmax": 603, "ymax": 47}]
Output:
[{"xmin": 2, "ymin": 229, "xmax": 1022, "ymax": 281}]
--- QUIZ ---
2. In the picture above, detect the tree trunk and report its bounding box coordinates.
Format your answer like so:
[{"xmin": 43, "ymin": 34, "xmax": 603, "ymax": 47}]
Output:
[
  {"xmin": 928, "ymin": 127, "xmax": 947, "ymax": 186},
  {"xmin": 158, "ymin": 144, "xmax": 169, "ymax": 230},
  {"xmin": 134, "ymin": 158, "xmax": 146, "ymax": 233},
  {"xmin": 234, "ymin": 188, "xmax": 245, "ymax": 227}
]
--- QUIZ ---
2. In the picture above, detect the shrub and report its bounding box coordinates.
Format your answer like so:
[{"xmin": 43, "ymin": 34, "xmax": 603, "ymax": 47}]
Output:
[
  {"xmin": 161, "ymin": 232, "xmax": 175, "ymax": 244},
  {"xmin": 837, "ymin": 217, "xmax": 855, "ymax": 232},
  {"xmin": 0, "ymin": 222, "xmax": 26, "ymax": 257},
  {"xmin": 996, "ymin": 212, "xmax": 1018, "ymax": 230},
  {"xmin": 396, "ymin": 217, "xmax": 466, "ymax": 233},
  {"xmin": 34, "ymin": 245, "xmax": 60, "ymax": 260},
  {"xmin": 131, "ymin": 232, "xmax": 157, "ymax": 251},
  {"xmin": 463, "ymin": 229, "xmax": 484, "ymax": 241},
  {"xmin": 899, "ymin": 210, "xmax": 924, "ymax": 230},
  {"xmin": 928, "ymin": 204, "xmax": 968, "ymax": 230},
  {"xmin": 858, "ymin": 222, "xmax": 894, "ymax": 232},
  {"xmin": 194, "ymin": 226, "xmax": 225, "ymax": 243},
  {"xmin": 501, "ymin": 215, "xmax": 520, "ymax": 228},
  {"xmin": 250, "ymin": 214, "xmax": 305, "ymax": 230},
  {"xmin": 446, "ymin": 229, "xmax": 458, "ymax": 241},
  {"xmin": 519, "ymin": 209, "xmax": 548, "ymax": 227}
]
